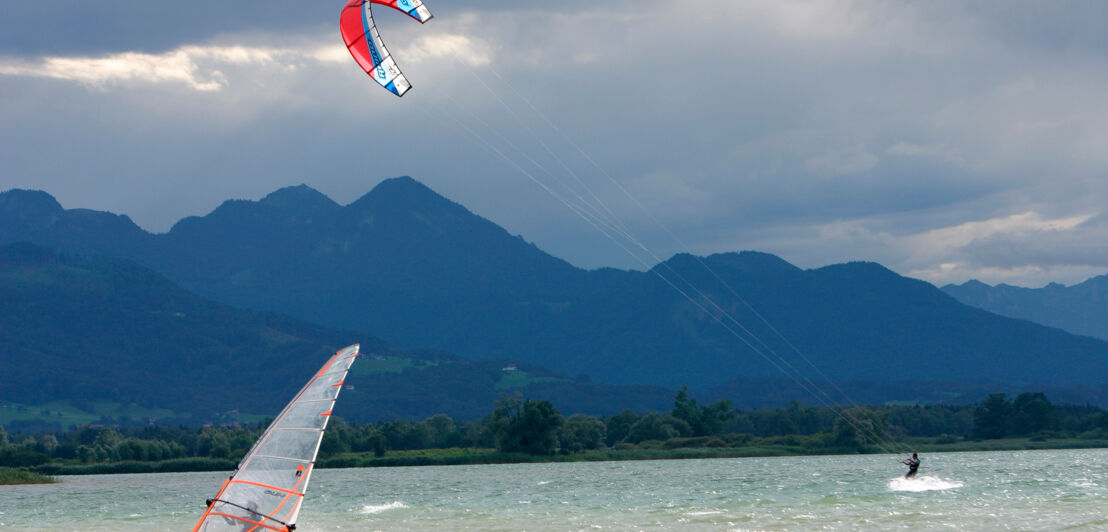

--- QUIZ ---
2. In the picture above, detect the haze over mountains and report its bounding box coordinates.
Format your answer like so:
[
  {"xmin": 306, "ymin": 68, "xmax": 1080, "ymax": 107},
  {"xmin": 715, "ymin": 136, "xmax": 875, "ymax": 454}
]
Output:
[
  {"xmin": 3, "ymin": 177, "xmax": 1108, "ymax": 411},
  {"xmin": 942, "ymin": 277, "xmax": 1108, "ymax": 342}
]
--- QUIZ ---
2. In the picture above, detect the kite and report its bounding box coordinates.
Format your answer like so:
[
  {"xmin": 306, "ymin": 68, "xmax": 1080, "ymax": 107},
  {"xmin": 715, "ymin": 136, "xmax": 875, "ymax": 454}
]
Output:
[{"xmin": 340, "ymin": 0, "xmax": 433, "ymax": 97}]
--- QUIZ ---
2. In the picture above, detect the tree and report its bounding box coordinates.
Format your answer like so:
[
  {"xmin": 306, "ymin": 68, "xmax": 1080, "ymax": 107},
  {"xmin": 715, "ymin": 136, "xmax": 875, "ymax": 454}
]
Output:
[
  {"xmin": 672, "ymin": 387, "xmax": 702, "ymax": 433},
  {"xmin": 116, "ymin": 438, "xmax": 147, "ymax": 461},
  {"xmin": 380, "ymin": 419, "xmax": 432, "ymax": 450},
  {"xmin": 605, "ymin": 410, "xmax": 639, "ymax": 446},
  {"xmin": 672, "ymin": 386, "xmax": 736, "ymax": 436},
  {"xmin": 561, "ymin": 414, "xmax": 606, "ymax": 453},
  {"xmin": 0, "ymin": 447, "xmax": 50, "ymax": 467},
  {"xmin": 829, "ymin": 407, "xmax": 885, "ymax": 452},
  {"xmin": 348, "ymin": 425, "xmax": 387, "ymax": 457},
  {"xmin": 198, "ymin": 429, "xmax": 232, "ymax": 459},
  {"xmin": 318, "ymin": 418, "xmax": 352, "ymax": 459},
  {"xmin": 424, "ymin": 414, "xmax": 460, "ymax": 448},
  {"xmin": 698, "ymin": 398, "xmax": 736, "ymax": 436},
  {"xmin": 490, "ymin": 397, "xmax": 564, "ymax": 455},
  {"xmin": 370, "ymin": 430, "xmax": 387, "ymax": 457},
  {"xmin": 624, "ymin": 413, "xmax": 691, "ymax": 444},
  {"xmin": 973, "ymin": 393, "xmax": 1011, "ymax": 439},
  {"xmin": 1011, "ymin": 392, "xmax": 1054, "ymax": 436}
]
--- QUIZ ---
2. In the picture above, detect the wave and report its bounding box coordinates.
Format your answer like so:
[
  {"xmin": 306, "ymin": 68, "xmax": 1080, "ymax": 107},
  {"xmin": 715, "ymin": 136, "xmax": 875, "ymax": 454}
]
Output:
[
  {"xmin": 888, "ymin": 475, "xmax": 963, "ymax": 492},
  {"xmin": 360, "ymin": 501, "xmax": 409, "ymax": 514}
]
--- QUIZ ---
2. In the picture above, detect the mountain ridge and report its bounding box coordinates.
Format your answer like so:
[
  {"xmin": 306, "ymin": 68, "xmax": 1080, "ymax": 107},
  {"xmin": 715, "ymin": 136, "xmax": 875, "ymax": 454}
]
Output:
[
  {"xmin": 943, "ymin": 274, "xmax": 1108, "ymax": 342},
  {"xmin": 3, "ymin": 179, "xmax": 1108, "ymax": 395}
]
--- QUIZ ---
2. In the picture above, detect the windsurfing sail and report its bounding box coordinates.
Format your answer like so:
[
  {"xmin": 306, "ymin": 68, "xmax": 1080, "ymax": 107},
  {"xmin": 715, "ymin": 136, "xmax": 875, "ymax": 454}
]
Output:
[
  {"xmin": 193, "ymin": 344, "xmax": 360, "ymax": 532},
  {"xmin": 340, "ymin": 0, "xmax": 433, "ymax": 97}
]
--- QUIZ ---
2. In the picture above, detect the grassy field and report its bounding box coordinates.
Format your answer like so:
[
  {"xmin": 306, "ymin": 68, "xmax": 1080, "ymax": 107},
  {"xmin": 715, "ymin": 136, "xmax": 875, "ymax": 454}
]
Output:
[
  {"xmin": 348, "ymin": 356, "xmax": 414, "ymax": 375},
  {"xmin": 0, "ymin": 400, "xmax": 178, "ymax": 430}
]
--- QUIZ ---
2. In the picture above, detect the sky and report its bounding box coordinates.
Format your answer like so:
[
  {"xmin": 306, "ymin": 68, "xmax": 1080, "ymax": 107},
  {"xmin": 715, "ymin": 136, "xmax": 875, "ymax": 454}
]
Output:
[{"xmin": 2, "ymin": 1, "xmax": 1107, "ymax": 288}]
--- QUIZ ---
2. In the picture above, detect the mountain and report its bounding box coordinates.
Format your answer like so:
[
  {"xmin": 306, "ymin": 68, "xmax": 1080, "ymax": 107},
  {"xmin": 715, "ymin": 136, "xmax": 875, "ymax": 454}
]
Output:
[
  {"xmin": 149, "ymin": 178, "xmax": 585, "ymax": 346},
  {"xmin": 943, "ymin": 277, "xmax": 1108, "ymax": 342},
  {"xmin": 0, "ymin": 241, "xmax": 356, "ymax": 417},
  {"xmin": 3, "ymin": 179, "xmax": 1108, "ymax": 398},
  {"xmin": 0, "ymin": 189, "xmax": 151, "ymax": 257},
  {"xmin": 0, "ymin": 243, "xmax": 672, "ymax": 426}
]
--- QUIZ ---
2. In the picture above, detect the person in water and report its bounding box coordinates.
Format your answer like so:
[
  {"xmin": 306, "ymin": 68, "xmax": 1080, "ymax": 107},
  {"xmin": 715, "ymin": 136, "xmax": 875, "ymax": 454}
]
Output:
[{"xmin": 902, "ymin": 453, "xmax": 920, "ymax": 478}]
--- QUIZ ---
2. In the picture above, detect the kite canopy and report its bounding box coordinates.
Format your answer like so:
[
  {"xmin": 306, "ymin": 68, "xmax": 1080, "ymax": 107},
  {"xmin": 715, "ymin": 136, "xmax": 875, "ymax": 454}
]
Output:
[{"xmin": 340, "ymin": 0, "xmax": 433, "ymax": 97}]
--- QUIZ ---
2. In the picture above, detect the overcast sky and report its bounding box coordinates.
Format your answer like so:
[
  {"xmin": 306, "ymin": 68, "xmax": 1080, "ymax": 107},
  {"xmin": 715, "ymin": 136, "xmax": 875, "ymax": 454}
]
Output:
[{"xmin": 3, "ymin": 1, "xmax": 1107, "ymax": 287}]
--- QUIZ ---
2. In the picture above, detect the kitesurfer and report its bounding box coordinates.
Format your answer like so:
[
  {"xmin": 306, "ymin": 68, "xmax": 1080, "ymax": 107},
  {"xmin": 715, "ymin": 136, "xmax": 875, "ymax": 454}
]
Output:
[{"xmin": 902, "ymin": 453, "xmax": 920, "ymax": 478}]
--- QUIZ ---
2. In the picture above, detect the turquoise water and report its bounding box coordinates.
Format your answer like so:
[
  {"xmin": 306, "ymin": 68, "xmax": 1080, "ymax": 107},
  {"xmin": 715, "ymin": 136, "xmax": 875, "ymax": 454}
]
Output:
[{"xmin": 2, "ymin": 448, "xmax": 1106, "ymax": 530}]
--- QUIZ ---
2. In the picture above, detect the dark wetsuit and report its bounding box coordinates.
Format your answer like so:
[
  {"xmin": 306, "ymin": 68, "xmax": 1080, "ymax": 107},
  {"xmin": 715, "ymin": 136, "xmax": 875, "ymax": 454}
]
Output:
[{"xmin": 904, "ymin": 457, "xmax": 920, "ymax": 478}]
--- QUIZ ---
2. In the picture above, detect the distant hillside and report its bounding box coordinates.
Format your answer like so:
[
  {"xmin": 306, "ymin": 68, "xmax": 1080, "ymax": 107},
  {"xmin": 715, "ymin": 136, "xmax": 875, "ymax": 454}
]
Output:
[
  {"xmin": 4, "ymin": 180, "xmax": 1108, "ymax": 398},
  {"xmin": 0, "ymin": 243, "xmax": 672, "ymax": 427},
  {"xmin": 0, "ymin": 242, "xmax": 357, "ymax": 417},
  {"xmin": 943, "ymin": 276, "xmax": 1108, "ymax": 342}
]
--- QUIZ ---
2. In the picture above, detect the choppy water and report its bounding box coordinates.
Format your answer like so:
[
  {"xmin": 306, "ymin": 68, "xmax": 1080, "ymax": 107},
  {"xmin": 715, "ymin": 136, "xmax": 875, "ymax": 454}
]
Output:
[{"xmin": 2, "ymin": 448, "xmax": 1106, "ymax": 531}]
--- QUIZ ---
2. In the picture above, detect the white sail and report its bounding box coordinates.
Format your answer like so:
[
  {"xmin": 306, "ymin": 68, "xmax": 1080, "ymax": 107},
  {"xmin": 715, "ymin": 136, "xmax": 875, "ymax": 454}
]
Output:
[{"xmin": 193, "ymin": 344, "xmax": 360, "ymax": 532}]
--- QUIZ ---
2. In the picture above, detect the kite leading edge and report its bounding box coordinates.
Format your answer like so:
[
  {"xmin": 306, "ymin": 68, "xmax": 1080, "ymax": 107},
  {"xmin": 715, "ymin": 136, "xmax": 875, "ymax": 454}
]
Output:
[{"xmin": 340, "ymin": 0, "xmax": 433, "ymax": 97}]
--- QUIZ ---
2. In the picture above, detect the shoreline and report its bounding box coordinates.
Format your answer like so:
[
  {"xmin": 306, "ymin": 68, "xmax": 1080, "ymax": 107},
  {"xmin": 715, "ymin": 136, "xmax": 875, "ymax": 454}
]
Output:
[
  {"xmin": 318, "ymin": 437, "xmax": 1108, "ymax": 468},
  {"xmin": 15, "ymin": 436, "xmax": 1107, "ymax": 481}
]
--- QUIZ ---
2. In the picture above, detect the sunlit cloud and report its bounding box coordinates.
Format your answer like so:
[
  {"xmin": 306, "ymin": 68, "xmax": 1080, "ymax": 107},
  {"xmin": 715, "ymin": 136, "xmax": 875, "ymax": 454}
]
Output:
[
  {"xmin": 752, "ymin": 210, "xmax": 1106, "ymax": 287},
  {"xmin": 906, "ymin": 211, "xmax": 1095, "ymax": 263},
  {"xmin": 309, "ymin": 44, "xmax": 354, "ymax": 64},
  {"xmin": 875, "ymin": 211, "xmax": 1103, "ymax": 286},
  {"xmin": 1, "ymin": 50, "xmax": 223, "ymax": 91},
  {"xmin": 0, "ymin": 44, "xmax": 343, "ymax": 92},
  {"xmin": 401, "ymin": 33, "xmax": 491, "ymax": 66}
]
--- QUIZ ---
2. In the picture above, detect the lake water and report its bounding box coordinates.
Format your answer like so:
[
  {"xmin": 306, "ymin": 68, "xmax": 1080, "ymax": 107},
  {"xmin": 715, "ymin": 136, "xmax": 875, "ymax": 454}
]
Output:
[{"xmin": 2, "ymin": 448, "xmax": 1106, "ymax": 531}]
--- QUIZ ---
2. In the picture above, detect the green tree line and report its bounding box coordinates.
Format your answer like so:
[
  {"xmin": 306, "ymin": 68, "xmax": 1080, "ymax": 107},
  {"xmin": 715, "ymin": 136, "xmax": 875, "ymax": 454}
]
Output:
[{"xmin": 3, "ymin": 391, "xmax": 1107, "ymax": 469}]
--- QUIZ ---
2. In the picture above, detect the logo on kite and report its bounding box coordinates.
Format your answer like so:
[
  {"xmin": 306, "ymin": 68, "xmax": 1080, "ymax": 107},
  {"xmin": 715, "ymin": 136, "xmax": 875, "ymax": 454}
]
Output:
[{"xmin": 340, "ymin": 0, "xmax": 433, "ymax": 97}]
